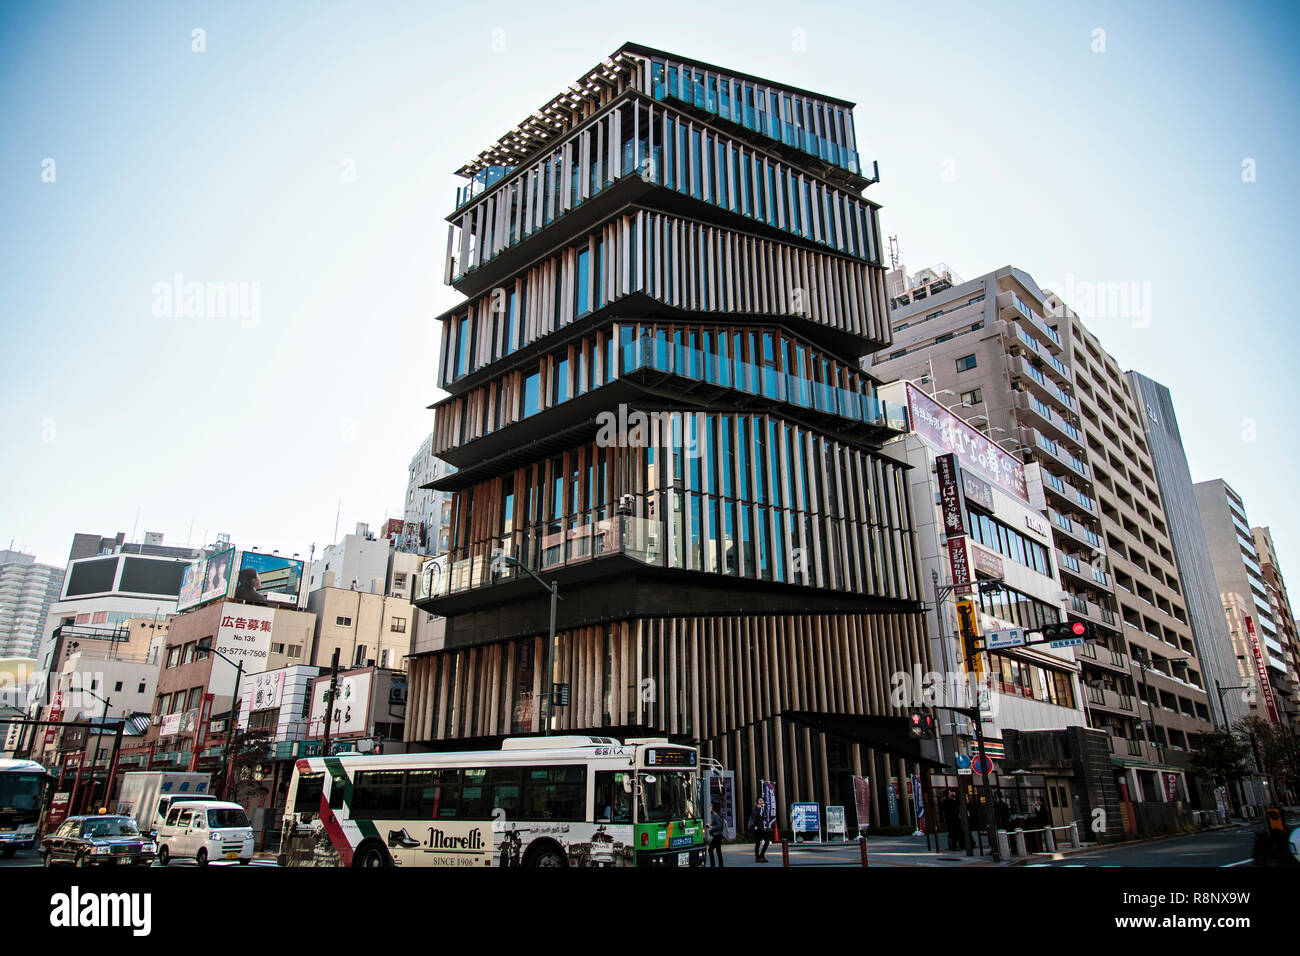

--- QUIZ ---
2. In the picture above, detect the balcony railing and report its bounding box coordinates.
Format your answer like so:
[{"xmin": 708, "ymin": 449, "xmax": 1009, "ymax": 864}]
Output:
[
  {"xmin": 650, "ymin": 62, "xmax": 872, "ymax": 180},
  {"xmin": 421, "ymin": 515, "xmax": 666, "ymax": 601},
  {"xmin": 621, "ymin": 337, "xmax": 908, "ymax": 431}
]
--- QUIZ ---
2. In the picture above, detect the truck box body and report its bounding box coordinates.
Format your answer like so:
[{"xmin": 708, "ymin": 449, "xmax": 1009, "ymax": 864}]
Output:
[{"xmin": 116, "ymin": 771, "xmax": 213, "ymax": 835}]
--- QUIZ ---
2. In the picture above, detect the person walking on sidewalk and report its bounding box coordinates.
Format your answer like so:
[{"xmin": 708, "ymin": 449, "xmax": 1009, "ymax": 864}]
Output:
[
  {"xmin": 941, "ymin": 790, "xmax": 963, "ymax": 851},
  {"xmin": 708, "ymin": 802, "xmax": 726, "ymax": 867},
  {"xmin": 748, "ymin": 799, "xmax": 771, "ymax": 862}
]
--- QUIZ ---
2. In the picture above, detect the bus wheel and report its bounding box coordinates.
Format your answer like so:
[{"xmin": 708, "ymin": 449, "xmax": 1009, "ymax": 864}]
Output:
[
  {"xmin": 525, "ymin": 842, "xmax": 567, "ymax": 868},
  {"xmin": 353, "ymin": 841, "xmax": 392, "ymax": 868}
]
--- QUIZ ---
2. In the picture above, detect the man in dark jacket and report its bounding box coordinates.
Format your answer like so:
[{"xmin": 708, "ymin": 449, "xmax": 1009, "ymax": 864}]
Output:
[
  {"xmin": 748, "ymin": 799, "xmax": 770, "ymax": 862},
  {"xmin": 708, "ymin": 802, "xmax": 725, "ymax": 867}
]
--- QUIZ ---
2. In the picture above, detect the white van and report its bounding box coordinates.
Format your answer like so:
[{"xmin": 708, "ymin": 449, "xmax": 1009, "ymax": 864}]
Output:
[{"xmin": 156, "ymin": 800, "xmax": 255, "ymax": 866}]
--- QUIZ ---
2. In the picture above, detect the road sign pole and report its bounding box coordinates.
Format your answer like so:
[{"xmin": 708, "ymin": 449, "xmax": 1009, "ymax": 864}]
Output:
[{"xmin": 970, "ymin": 704, "xmax": 1001, "ymax": 861}]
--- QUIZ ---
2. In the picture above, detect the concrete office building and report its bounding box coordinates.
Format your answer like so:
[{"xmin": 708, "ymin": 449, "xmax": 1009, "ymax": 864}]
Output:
[
  {"xmin": 32, "ymin": 532, "xmax": 204, "ymax": 714},
  {"xmin": 1251, "ymin": 527, "xmax": 1300, "ymax": 732},
  {"xmin": 144, "ymin": 599, "xmax": 317, "ymax": 773},
  {"xmin": 878, "ymin": 380, "xmax": 1122, "ymax": 836},
  {"xmin": 412, "ymin": 44, "xmax": 929, "ymax": 825},
  {"xmin": 404, "ymin": 431, "xmax": 456, "ymax": 556},
  {"xmin": 309, "ymin": 523, "xmax": 391, "ymax": 594},
  {"xmin": 0, "ymin": 550, "xmax": 64, "ymax": 659},
  {"xmin": 1127, "ymin": 373, "xmax": 1249, "ymax": 731},
  {"xmin": 1194, "ymin": 480, "xmax": 1291, "ymax": 726},
  {"xmin": 873, "ymin": 266, "xmax": 1217, "ymax": 814}
]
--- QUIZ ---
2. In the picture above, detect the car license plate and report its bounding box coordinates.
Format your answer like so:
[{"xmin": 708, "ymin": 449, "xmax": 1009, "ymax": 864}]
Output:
[
  {"xmin": 226, "ymin": 852, "xmax": 239, "ymax": 860},
  {"xmin": 677, "ymin": 853, "xmax": 689, "ymax": 866},
  {"xmin": 122, "ymin": 857, "xmax": 133, "ymax": 865}
]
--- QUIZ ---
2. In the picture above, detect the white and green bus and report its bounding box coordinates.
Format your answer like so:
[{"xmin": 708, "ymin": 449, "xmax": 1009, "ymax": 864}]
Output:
[{"xmin": 279, "ymin": 736, "xmax": 704, "ymax": 868}]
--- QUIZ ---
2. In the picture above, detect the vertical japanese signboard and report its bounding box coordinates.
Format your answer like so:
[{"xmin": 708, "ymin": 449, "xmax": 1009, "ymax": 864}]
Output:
[
  {"xmin": 936, "ymin": 453, "xmax": 966, "ymax": 536},
  {"xmin": 852, "ymin": 775, "xmax": 871, "ymax": 833},
  {"xmin": 1245, "ymin": 617, "xmax": 1279, "ymax": 723}
]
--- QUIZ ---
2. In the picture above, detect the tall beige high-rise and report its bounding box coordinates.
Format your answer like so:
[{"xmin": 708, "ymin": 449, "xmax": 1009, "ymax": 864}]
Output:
[{"xmin": 873, "ymin": 265, "xmax": 1215, "ymax": 807}]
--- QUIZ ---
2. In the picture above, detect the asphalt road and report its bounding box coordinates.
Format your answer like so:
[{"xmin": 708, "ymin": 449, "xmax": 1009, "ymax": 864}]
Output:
[
  {"xmin": 1020, "ymin": 826, "xmax": 1259, "ymax": 867},
  {"xmin": 0, "ymin": 826, "xmax": 1265, "ymax": 868},
  {"xmin": 0, "ymin": 848, "xmax": 276, "ymax": 868}
]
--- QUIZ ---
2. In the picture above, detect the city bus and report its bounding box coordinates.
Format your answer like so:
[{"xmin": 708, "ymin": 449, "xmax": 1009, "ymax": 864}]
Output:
[
  {"xmin": 0, "ymin": 758, "xmax": 54, "ymax": 858},
  {"xmin": 280, "ymin": 736, "xmax": 704, "ymax": 868}
]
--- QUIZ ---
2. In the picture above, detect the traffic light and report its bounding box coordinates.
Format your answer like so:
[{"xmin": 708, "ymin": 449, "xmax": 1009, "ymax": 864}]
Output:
[
  {"xmin": 955, "ymin": 598, "xmax": 985, "ymax": 680},
  {"xmin": 908, "ymin": 709, "xmax": 935, "ymax": 739},
  {"xmin": 1035, "ymin": 620, "xmax": 1096, "ymax": 643}
]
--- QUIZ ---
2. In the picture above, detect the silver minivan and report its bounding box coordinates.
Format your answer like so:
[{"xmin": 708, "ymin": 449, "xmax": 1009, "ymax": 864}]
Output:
[{"xmin": 156, "ymin": 800, "xmax": 255, "ymax": 866}]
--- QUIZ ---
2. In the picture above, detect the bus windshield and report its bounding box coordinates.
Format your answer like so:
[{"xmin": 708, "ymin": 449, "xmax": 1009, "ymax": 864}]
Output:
[
  {"xmin": 638, "ymin": 772, "xmax": 698, "ymax": 822},
  {"xmin": 0, "ymin": 773, "xmax": 45, "ymax": 813}
]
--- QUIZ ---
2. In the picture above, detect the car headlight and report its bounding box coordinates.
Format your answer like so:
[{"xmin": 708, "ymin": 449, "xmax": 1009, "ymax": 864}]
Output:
[
  {"xmin": 93, "ymin": 845, "xmax": 111, "ymax": 855},
  {"xmin": 143, "ymin": 843, "xmax": 157, "ymax": 853}
]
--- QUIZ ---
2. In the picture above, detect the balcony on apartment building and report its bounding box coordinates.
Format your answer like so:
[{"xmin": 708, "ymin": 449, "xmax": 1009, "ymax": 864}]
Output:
[
  {"xmin": 997, "ymin": 318, "xmax": 1072, "ymax": 383},
  {"xmin": 1060, "ymin": 554, "xmax": 1112, "ymax": 590},
  {"xmin": 1013, "ymin": 389, "xmax": 1085, "ymax": 453},
  {"xmin": 1024, "ymin": 426, "xmax": 1089, "ymax": 480},
  {"xmin": 1085, "ymin": 683, "xmax": 1138, "ymax": 716},
  {"xmin": 1048, "ymin": 507, "xmax": 1104, "ymax": 554},
  {"xmin": 1077, "ymin": 636, "xmax": 1129, "ymax": 671},
  {"xmin": 995, "ymin": 291, "xmax": 1064, "ymax": 353},
  {"xmin": 1040, "ymin": 467, "xmax": 1098, "ymax": 517}
]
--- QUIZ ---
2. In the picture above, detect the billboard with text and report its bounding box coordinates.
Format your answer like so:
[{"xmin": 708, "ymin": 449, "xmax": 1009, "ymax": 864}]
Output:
[{"xmin": 235, "ymin": 551, "xmax": 305, "ymax": 607}]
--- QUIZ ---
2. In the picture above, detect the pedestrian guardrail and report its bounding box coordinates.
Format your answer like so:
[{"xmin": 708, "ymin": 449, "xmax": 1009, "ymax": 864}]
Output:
[{"xmin": 1003, "ymin": 822, "xmax": 1079, "ymax": 856}]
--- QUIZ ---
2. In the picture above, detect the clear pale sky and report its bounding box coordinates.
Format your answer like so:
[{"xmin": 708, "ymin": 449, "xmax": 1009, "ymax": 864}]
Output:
[{"xmin": 2, "ymin": 1, "xmax": 1298, "ymax": 584}]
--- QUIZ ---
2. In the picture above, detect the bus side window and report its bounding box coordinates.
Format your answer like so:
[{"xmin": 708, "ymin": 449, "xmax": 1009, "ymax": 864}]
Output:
[
  {"xmin": 611, "ymin": 773, "xmax": 631, "ymax": 823},
  {"xmin": 294, "ymin": 772, "xmax": 324, "ymax": 819},
  {"xmin": 329, "ymin": 779, "xmax": 345, "ymax": 810},
  {"xmin": 595, "ymin": 772, "xmax": 614, "ymax": 822},
  {"xmin": 405, "ymin": 769, "xmax": 460, "ymax": 819}
]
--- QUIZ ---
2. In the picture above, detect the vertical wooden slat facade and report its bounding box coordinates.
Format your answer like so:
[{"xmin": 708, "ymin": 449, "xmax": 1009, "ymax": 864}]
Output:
[
  {"xmin": 407, "ymin": 610, "xmax": 929, "ymax": 818},
  {"xmin": 414, "ymin": 45, "xmax": 930, "ymax": 828}
]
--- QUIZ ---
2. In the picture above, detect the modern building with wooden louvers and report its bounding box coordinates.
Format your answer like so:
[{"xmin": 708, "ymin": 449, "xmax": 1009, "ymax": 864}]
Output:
[{"xmin": 410, "ymin": 43, "xmax": 931, "ymax": 826}]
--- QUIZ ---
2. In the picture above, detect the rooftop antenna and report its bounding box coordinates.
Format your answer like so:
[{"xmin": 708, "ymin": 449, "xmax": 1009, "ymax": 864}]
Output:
[
  {"xmin": 333, "ymin": 499, "xmax": 341, "ymax": 546},
  {"xmin": 888, "ymin": 235, "xmax": 900, "ymax": 270}
]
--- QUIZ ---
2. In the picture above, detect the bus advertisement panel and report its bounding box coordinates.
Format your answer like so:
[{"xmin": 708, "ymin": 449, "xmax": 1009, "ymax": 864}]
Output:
[{"xmin": 279, "ymin": 737, "xmax": 703, "ymax": 869}]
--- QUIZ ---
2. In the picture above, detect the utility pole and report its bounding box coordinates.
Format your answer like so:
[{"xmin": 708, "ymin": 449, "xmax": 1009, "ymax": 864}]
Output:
[
  {"xmin": 954, "ymin": 596, "xmax": 1001, "ymax": 861},
  {"xmin": 320, "ymin": 647, "xmax": 341, "ymax": 757},
  {"xmin": 931, "ymin": 569, "xmax": 970, "ymax": 854},
  {"xmin": 222, "ymin": 662, "xmax": 245, "ymax": 800}
]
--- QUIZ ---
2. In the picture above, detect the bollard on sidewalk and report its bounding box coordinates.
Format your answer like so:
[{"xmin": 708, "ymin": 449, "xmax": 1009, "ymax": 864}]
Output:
[
  {"xmin": 781, "ymin": 840, "xmax": 790, "ymax": 867},
  {"xmin": 859, "ymin": 835, "xmax": 869, "ymax": 867}
]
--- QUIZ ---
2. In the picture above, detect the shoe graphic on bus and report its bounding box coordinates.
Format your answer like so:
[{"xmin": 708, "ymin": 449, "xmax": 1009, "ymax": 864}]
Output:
[{"xmin": 388, "ymin": 828, "xmax": 420, "ymax": 849}]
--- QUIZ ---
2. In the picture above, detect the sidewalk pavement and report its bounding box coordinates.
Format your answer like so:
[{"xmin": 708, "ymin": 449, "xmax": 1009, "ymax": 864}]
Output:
[{"xmin": 713, "ymin": 833, "xmax": 1002, "ymax": 868}]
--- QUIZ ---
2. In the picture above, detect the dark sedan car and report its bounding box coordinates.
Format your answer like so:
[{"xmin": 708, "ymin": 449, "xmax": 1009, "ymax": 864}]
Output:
[{"xmin": 41, "ymin": 815, "xmax": 157, "ymax": 867}]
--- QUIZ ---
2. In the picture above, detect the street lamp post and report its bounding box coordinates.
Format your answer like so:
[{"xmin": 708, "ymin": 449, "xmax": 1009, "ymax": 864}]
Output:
[{"xmin": 500, "ymin": 554, "xmax": 562, "ymax": 736}]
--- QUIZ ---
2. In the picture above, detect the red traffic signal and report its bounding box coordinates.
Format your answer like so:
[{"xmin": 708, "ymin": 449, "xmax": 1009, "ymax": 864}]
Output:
[{"xmin": 1071, "ymin": 621, "xmax": 1086, "ymax": 637}]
